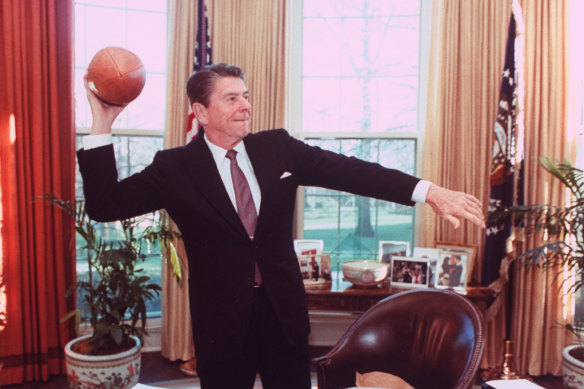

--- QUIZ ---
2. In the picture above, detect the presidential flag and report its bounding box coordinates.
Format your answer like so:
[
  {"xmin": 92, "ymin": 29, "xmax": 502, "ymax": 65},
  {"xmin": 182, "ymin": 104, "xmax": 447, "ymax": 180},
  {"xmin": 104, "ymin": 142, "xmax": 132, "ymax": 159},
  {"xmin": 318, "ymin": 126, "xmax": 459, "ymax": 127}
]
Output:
[{"xmin": 483, "ymin": 4, "xmax": 525, "ymax": 287}]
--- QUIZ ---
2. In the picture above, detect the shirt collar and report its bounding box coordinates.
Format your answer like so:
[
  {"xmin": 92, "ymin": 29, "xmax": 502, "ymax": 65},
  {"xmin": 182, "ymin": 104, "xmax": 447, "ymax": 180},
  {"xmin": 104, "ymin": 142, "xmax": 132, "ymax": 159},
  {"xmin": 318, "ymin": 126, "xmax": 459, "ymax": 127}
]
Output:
[{"xmin": 203, "ymin": 132, "xmax": 249, "ymax": 166}]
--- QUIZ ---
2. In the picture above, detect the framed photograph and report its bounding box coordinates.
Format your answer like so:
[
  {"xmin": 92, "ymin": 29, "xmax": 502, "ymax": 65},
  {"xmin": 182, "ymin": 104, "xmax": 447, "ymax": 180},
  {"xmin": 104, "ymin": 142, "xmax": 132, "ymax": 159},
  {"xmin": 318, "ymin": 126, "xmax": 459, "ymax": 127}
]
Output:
[
  {"xmin": 435, "ymin": 241, "xmax": 477, "ymax": 285},
  {"xmin": 294, "ymin": 239, "xmax": 324, "ymax": 255},
  {"xmin": 412, "ymin": 247, "xmax": 440, "ymax": 286},
  {"xmin": 297, "ymin": 253, "xmax": 333, "ymax": 289},
  {"xmin": 294, "ymin": 240, "xmax": 331, "ymax": 284},
  {"xmin": 379, "ymin": 241, "xmax": 410, "ymax": 264},
  {"xmin": 413, "ymin": 247, "xmax": 441, "ymax": 261},
  {"xmin": 390, "ymin": 256, "xmax": 432, "ymax": 289},
  {"xmin": 435, "ymin": 250, "xmax": 471, "ymax": 292}
]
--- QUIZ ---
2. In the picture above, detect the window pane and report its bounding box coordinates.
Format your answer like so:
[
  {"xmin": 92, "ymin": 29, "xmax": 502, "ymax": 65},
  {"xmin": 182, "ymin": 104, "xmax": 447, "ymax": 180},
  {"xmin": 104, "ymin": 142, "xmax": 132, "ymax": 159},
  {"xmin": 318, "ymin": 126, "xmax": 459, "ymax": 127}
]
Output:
[
  {"xmin": 301, "ymin": 0, "xmax": 421, "ymax": 272},
  {"xmin": 127, "ymin": 73, "xmax": 167, "ymax": 130},
  {"xmin": 74, "ymin": 1, "xmax": 167, "ymax": 131},
  {"xmin": 75, "ymin": 134, "xmax": 164, "ymax": 316},
  {"xmin": 303, "ymin": 139, "xmax": 416, "ymax": 271},
  {"xmin": 302, "ymin": 0, "xmax": 420, "ymax": 134},
  {"xmin": 74, "ymin": 0, "xmax": 167, "ymax": 319}
]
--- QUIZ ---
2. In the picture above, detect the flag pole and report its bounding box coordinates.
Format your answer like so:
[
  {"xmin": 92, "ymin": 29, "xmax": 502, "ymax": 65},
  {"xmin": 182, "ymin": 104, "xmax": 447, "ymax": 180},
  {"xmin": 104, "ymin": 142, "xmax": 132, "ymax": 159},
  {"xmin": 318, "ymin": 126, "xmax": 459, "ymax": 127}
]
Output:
[{"xmin": 481, "ymin": 0, "xmax": 524, "ymax": 382}]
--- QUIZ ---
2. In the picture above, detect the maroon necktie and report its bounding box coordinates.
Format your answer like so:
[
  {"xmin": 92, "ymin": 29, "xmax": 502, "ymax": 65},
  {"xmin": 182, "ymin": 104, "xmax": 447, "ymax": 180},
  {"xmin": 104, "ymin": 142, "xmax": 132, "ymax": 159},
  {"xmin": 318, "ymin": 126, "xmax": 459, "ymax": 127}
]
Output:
[{"xmin": 226, "ymin": 149, "xmax": 262, "ymax": 284}]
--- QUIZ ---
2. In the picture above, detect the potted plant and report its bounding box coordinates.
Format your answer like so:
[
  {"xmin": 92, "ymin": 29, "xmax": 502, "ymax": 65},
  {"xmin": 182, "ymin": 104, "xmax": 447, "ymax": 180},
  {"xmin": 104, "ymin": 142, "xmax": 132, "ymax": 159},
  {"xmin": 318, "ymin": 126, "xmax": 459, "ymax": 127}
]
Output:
[
  {"xmin": 489, "ymin": 157, "xmax": 584, "ymax": 388},
  {"xmin": 44, "ymin": 194, "xmax": 182, "ymax": 389}
]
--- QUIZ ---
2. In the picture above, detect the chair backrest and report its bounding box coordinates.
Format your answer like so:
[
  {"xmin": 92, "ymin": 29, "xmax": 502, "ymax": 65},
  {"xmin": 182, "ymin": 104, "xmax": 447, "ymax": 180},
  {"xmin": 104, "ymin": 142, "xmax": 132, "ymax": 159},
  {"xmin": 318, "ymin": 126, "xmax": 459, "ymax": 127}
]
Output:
[{"xmin": 312, "ymin": 288, "xmax": 485, "ymax": 389}]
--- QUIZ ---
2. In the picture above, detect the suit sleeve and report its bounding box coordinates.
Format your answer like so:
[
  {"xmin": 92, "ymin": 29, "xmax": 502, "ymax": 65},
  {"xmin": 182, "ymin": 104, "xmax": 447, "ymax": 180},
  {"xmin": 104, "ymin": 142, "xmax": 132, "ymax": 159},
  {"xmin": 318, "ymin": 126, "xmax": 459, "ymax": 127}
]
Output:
[
  {"xmin": 278, "ymin": 130, "xmax": 420, "ymax": 206},
  {"xmin": 77, "ymin": 144, "xmax": 167, "ymax": 222}
]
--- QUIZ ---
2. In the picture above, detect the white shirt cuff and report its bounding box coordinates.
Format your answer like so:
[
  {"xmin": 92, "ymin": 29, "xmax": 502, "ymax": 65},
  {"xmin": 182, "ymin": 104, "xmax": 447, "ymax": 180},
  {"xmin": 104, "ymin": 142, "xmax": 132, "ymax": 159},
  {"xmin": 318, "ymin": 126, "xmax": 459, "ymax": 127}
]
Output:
[
  {"xmin": 411, "ymin": 180, "xmax": 432, "ymax": 203},
  {"xmin": 83, "ymin": 133, "xmax": 113, "ymax": 150}
]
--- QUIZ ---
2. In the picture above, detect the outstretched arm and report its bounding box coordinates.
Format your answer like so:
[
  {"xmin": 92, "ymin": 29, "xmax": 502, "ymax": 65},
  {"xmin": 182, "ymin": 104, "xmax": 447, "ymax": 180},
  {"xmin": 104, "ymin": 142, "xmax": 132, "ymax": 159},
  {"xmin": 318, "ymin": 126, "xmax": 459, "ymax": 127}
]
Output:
[{"xmin": 425, "ymin": 184, "xmax": 485, "ymax": 229}]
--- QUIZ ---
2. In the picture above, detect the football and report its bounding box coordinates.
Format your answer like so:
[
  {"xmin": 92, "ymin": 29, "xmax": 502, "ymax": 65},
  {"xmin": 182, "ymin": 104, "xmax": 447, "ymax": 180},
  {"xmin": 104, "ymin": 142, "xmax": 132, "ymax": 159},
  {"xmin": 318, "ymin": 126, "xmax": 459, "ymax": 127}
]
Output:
[{"xmin": 86, "ymin": 46, "xmax": 146, "ymax": 106}]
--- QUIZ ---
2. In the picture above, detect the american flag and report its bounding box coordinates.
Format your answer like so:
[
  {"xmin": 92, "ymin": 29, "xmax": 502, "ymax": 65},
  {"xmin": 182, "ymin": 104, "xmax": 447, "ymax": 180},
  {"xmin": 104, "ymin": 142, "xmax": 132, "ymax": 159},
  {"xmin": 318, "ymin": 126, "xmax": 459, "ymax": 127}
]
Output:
[{"xmin": 186, "ymin": 0, "xmax": 212, "ymax": 143}]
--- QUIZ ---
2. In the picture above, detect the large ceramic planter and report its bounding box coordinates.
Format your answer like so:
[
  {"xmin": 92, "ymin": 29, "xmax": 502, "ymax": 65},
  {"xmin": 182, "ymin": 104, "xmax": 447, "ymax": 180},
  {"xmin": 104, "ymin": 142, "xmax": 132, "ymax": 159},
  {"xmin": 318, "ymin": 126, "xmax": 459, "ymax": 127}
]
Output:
[
  {"xmin": 65, "ymin": 334, "xmax": 141, "ymax": 389},
  {"xmin": 563, "ymin": 344, "xmax": 584, "ymax": 388}
]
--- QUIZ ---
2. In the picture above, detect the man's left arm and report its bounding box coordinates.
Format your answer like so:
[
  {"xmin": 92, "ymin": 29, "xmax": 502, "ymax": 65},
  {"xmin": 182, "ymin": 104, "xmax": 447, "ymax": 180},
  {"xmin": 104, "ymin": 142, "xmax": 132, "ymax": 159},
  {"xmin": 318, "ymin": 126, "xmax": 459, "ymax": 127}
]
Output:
[{"xmin": 277, "ymin": 129, "xmax": 486, "ymax": 229}]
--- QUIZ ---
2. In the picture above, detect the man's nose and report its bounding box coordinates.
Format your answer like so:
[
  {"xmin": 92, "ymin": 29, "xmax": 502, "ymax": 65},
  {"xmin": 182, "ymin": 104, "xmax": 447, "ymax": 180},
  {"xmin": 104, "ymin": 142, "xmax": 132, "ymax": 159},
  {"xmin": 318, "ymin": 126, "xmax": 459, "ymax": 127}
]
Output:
[{"xmin": 239, "ymin": 97, "xmax": 251, "ymax": 111}]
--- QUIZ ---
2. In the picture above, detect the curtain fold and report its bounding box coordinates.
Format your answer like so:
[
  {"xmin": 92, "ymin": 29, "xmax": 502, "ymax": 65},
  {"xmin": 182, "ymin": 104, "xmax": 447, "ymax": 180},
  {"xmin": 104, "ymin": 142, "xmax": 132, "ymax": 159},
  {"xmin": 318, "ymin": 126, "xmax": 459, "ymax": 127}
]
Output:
[
  {"xmin": 161, "ymin": 0, "xmax": 197, "ymax": 362},
  {"xmin": 160, "ymin": 0, "xmax": 288, "ymax": 362},
  {"xmin": 421, "ymin": 0, "xmax": 511, "ymax": 368},
  {"xmin": 0, "ymin": 0, "xmax": 76, "ymax": 385},
  {"xmin": 207, "ymin": 0, "xmax": 287, "ymax": 132},
  {"xmin": 423, "ymin": 0, "xmax": 572, "ymax": 375},
  {"xmin": 511, "ymin": 0, "xmax": 572, "ymax": 376},
  {"xmin": 421, "ymin": 0, "xmax": 510, "ymax": 278}
]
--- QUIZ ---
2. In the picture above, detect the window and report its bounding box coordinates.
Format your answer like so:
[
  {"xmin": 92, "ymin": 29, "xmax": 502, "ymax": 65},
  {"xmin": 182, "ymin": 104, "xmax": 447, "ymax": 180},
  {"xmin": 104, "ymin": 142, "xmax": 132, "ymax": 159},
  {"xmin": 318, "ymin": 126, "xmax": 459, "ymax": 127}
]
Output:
[
  {"xmin": 74, "ymin": 0, "xmax": 168, "ymax": 316},
  {"xmin": 567, "ymin": 0, "xmax": 584, "ymax": 324},
  {"xmin": 293, "ymin": 0, "xmax": 430, "ymax": 269}
]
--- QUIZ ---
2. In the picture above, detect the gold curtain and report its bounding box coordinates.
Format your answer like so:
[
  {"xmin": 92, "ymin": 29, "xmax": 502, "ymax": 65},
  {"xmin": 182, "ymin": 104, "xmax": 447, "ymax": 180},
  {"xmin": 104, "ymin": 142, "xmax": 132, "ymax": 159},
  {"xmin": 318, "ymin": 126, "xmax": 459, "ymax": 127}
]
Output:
[
  {"xmin": 207, "ymin": 0, "xmax": 287, "ymax": 132},
  {"xmin": 160, "ymin": 0, "xmax": 197, "ymax": 362},
  {"xmin": 511, "ymin": 0, "xmax": 572, "ymax": 376},
  {"xmin": 421, "ymin": 0, "xmax": 511, "ymax": 368},
  {"xmin": 161, "ymin": 0, "xmax": 288, "ymax": 361},
  {"xmin": 423, "ymin": 0, "xmax": 573, "ymax": 375},
  {"xmin": 421, "ymin": 0, "xmax": 510, "ymax": 278}
]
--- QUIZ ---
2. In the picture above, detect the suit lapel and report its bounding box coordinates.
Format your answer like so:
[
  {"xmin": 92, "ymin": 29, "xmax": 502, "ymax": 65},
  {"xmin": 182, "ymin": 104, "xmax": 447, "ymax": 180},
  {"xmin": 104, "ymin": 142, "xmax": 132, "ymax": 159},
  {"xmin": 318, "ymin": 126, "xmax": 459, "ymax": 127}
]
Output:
[{"xmin": 180, "ymin": 134, "xmax": 248, "ymax": 238}]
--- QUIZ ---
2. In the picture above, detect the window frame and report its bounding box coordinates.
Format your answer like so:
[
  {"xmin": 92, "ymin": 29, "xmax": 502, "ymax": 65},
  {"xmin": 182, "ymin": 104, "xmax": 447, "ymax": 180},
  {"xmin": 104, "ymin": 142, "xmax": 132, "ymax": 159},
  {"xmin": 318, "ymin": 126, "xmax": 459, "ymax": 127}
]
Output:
[
  {"xmin": 286, "ymin": 0, "xmax": 434, "ymax": 249},
  {"xmin": 74, "ymin": 0, "xmax": 168, "ymax": 320}
]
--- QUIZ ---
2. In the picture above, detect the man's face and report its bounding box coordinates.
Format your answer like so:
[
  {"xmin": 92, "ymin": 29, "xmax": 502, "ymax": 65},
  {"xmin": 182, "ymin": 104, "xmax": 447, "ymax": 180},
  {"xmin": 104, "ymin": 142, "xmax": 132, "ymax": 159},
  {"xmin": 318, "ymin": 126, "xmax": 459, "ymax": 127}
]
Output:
[{"xmin": 195, "ymin": 76, "xmax": 251, "ymax": 149}]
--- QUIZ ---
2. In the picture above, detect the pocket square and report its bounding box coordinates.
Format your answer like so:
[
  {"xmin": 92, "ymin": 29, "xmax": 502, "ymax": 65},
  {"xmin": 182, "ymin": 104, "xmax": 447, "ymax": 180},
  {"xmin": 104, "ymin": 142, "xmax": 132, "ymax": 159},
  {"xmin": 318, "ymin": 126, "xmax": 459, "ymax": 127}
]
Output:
[{"xmin": 280, "ymin": 171, "xmax": 292, "ymax": 179}]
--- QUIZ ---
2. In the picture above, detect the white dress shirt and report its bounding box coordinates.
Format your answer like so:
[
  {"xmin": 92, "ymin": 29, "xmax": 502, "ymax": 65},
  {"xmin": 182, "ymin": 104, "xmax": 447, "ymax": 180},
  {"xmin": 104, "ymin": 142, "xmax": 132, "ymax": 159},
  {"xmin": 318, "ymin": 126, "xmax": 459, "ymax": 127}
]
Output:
[
  {"xmin": 203, "ymin": 133, "xmax": 261, "ymax": 214},
  {"xmin": 82, "ymin": 133, "xmax": 430, "ymax": 204}
]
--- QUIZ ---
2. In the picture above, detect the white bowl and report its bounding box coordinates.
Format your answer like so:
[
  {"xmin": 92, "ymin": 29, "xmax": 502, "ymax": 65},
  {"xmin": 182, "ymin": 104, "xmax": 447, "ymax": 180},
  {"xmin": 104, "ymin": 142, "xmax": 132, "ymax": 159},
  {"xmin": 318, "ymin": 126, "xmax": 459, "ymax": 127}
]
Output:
[{"xmin": 342, "ymin": 260, "xmax": 390, "ymax": 287}]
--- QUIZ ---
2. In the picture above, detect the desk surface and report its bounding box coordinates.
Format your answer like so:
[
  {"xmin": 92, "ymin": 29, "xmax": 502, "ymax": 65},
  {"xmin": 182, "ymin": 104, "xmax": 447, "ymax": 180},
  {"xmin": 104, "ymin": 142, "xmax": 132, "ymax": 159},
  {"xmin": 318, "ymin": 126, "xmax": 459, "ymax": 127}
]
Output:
[{"xmin": 305, "ymin": 271, "xmax": 495, "ymax": 312}]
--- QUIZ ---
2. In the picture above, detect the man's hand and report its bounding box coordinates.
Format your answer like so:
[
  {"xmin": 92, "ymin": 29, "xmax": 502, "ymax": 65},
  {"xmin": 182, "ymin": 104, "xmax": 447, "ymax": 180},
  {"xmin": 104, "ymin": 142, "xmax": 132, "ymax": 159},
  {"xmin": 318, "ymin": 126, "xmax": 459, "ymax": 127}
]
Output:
[
  {"xmin": 426, "ymin": 184, "xmax": 485, "ymax": 229},
  {"xmin": 84, "ymin": 74, "xmax": 126, "ymax": 135}
]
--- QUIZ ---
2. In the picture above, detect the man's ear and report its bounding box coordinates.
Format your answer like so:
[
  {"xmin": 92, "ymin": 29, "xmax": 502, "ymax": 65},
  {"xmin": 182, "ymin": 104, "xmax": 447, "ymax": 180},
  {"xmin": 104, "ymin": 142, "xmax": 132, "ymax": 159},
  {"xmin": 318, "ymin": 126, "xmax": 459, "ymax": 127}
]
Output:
[{"xmin": 192, "ymin": 102, "xmax": 208, "ymax": 125}]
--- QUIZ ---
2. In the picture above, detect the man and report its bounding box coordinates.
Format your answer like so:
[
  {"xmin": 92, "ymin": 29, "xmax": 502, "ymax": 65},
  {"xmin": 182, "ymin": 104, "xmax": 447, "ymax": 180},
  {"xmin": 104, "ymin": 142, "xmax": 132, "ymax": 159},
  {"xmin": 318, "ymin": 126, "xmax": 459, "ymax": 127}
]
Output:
[
  {"xmin": 439, "ymin": 254, "xmax": 464, "ymax": 288},
  {"xmin": 78, "ymin": 63, "xmax": 484, "ymax": 389}
]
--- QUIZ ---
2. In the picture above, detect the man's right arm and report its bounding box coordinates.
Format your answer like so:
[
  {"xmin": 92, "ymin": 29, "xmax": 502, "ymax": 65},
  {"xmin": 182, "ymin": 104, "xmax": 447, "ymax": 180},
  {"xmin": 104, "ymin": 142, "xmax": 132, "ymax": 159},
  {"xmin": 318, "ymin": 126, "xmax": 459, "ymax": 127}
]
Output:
[{"xmin": 78, "ymin": 74, "xmax": 164, "ymax": 221}]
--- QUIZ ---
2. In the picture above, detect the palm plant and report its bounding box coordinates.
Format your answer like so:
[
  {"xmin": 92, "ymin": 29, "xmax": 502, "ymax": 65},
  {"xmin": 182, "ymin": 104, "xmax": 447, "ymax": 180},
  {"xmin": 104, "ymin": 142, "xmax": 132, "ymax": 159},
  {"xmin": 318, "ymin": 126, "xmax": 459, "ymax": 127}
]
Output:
[
  {"xmin": 44, "ymin": 194, "xmax": 182, "ymax": 354},
  {"xmin": 489, "ymin": 157, "xmax": 584, "ymax": 294}
]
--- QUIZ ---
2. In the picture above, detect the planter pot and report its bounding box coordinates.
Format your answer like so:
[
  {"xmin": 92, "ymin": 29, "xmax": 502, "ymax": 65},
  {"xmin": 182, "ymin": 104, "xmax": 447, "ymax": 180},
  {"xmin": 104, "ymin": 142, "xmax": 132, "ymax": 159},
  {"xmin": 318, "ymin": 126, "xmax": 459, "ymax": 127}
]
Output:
[
  {"xmin": 65, "ymin": 334, "xmax": 141, "ymax": 389},
  {"xmin": 563, "ymin": 344, "xmax": 584, "ymax": 388}
]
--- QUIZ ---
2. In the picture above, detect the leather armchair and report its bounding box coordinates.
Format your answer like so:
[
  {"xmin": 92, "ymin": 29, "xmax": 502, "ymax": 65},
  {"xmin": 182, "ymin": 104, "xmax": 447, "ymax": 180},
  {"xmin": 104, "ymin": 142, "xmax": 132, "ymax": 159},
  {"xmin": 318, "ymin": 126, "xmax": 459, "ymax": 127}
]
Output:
[{"xmin": 312, "ymin": 288, "xmax": 485, "ymax": 389}]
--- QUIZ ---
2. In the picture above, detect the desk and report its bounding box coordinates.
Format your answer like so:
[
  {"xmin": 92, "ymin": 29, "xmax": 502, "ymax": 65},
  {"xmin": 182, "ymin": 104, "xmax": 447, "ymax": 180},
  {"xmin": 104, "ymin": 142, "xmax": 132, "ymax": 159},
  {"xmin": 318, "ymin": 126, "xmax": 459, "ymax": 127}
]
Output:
[
  {"xmin": 306, "ymin": 272, "xmax": 495, "ymax": 313},
  {"xmin": 306, "ymin": 272, "xmax": 495, "ymax": 347}
]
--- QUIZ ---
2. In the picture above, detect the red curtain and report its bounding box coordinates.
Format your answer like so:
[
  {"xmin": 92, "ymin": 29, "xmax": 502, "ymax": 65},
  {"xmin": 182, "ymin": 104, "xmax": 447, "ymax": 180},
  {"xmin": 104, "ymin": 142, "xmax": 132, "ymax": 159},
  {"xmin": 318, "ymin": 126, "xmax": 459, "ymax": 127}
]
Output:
[{"xmin": 0, "ymin": 0, "xmax": 76, "ymax": 384}]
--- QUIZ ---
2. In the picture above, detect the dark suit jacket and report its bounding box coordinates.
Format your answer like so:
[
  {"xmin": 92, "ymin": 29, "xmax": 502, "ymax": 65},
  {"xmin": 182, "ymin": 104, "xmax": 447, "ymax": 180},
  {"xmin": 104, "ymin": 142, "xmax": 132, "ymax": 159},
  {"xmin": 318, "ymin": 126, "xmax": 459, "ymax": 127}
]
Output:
[{"xmin": 77, "ymin": 128, "xmax": 421, "ymax": 361}]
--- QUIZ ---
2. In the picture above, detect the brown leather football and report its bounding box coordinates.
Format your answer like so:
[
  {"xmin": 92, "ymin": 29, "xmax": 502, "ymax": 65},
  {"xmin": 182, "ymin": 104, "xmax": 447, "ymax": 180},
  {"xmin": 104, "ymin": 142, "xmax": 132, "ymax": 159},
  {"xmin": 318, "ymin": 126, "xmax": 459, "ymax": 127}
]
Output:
[{"xmin": 86, "ymin": 46, "xmax": 146, "ymax": 106}]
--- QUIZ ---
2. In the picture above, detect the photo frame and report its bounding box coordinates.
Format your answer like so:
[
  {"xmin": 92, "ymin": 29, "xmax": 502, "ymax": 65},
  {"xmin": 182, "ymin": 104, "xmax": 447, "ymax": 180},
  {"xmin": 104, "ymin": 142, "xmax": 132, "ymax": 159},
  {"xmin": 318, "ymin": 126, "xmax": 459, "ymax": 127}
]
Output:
[
  {"xmin": 294, "ymin": 240, "xmax": 331, "ymax": 286},
  {"xmin": 390, "ymin": 256, "xmax": 432, "ymax": 289},
  {"xmin": 412, "ymin": 247, "xmax": 440, "ymax": 286},
  {"xmin": 434, "ymin": 249, "xmax": 471, "ymax": 292},
  {"xmin": 435, "ymin": 241, "xmax": 477, "ymax": 285},
  {"xmin": 294, "ymin": 239, "xmax": 324, "ymax": 255},
  {"xmin": 379, "ymin": 241, "xmax": 410, "ymax": 264},
  {"xmin": 413, "ymin": 247, "xmax": 441, "ymax": 261}
]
